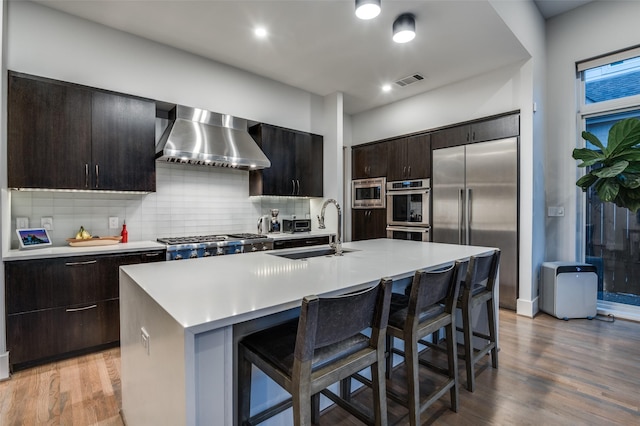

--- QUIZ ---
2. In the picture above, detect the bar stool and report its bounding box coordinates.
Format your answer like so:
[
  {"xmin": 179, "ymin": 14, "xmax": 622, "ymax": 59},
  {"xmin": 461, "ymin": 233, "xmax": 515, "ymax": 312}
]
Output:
[
  {"xmin": 382, "ymin": 263, "xmax": 463, "ymax": 425},
  {"xmin": 237, "ymin": 278, "xmax": 392, "ymax": 426},
  {"xmin": 457, "ymin": 249, "xmax": 501, "ymax": 392}
]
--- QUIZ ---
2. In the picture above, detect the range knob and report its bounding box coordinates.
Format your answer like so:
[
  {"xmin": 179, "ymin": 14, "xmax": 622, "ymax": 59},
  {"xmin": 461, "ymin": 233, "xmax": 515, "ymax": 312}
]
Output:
[
  {"xmin": 203, "ymin": 251, "xmax": 211, "ymax": 257},
  {"xmin": 235, "ymin": 247, "xmax": 242, "ymax": 254},
  {"xmin": 216, "ymin": 247, "xmax": 224, "ymax": 255},
  {"xmin": 189, "ymin": 251, "xmax": 198, "ymax": 259},
  {"xmin": 262, "ymin": 245, "xmax": 269, "ymax": 250},
  {"xmin": 251, "ymin": 245, "xmax": 258, "ymax": 252},
  {"xmin": 174, "ymin": 254, "xmax": 183, "ymax": 260}
]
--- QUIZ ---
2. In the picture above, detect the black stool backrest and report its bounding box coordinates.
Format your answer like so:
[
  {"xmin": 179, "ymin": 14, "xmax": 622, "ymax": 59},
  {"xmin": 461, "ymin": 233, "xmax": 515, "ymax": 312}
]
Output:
[
  {"xmin": 463, "ymin": 250, "xmax": 501, "ymax": 295},
  {"xmin": 294, "ymin": 279, "xmax": 393, "ymax": 363},
  {"xmin": 408, "ymin": 262, "xmax": 461, "ymax": 319}
]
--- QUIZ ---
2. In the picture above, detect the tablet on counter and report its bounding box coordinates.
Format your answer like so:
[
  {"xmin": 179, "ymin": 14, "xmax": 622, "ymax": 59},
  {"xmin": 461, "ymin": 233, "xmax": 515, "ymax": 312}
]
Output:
[{"xmin": 16, "ymin": 228, "xmax": 53, "ymax": 249}]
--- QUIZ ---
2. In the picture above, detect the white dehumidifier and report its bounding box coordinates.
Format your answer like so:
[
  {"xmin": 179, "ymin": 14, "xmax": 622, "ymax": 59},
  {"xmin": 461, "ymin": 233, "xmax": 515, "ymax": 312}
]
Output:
[{"xmin": 540, "ymin": 262, "xmax": 598, "ymax": 320}]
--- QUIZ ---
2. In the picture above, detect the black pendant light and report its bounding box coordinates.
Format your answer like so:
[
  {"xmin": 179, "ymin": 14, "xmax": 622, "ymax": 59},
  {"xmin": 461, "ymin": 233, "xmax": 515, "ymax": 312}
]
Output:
[{"xmin": 392, "ymin": 13, "xmax": 416, "ymax": 43}]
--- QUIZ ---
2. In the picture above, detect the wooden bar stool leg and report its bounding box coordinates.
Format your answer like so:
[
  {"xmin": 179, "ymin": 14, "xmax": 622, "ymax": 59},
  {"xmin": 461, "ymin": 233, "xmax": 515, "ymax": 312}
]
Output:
[
  {"xmin": 487, "ymin": 298, "xmax": 498, "ymax": 369},
  {"xmin": 405, "ymin": 339, "xmax": 421, "ymax": 426},
  {"xmin": 372, "ymin": 355, "xmax": 389, "ymax": 426},
  {"xmin": 445, "ymin": 322, "xmax": 459, "ymax": 412},
  {"xmin": 463, "ymin": 301, "xmax": 475, "ymax": 392},
  {"xmin": 385, "ymin": 334, "xmax": 394, "ymax": 379}
]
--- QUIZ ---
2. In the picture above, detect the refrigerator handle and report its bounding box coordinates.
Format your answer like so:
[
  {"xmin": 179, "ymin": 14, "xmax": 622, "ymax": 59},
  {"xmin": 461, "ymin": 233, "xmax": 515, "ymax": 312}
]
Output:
[
  {"xmin": 459, "ymin": 188, "xmax": 464, "ymax": 245},
  {"xmin": 465, "ymin": 188, "xmax": 471, "ymax": 245}
]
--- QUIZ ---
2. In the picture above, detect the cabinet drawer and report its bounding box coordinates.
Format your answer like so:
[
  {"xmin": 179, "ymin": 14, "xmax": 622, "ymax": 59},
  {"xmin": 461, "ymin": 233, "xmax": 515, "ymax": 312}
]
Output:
[
  {"xmin": 273, "ymin": 236, "xmax": 330, "ymax": 250},
  {"xmin": 7, "ymin": 299, "xmax": 119, "ymax": 369}
]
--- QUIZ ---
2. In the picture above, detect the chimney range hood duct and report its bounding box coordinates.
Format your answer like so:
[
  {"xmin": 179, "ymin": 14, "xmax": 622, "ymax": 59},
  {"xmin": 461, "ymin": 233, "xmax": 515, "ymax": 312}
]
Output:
[{"xmin": 155, "ymin": 105, "xmax": 270, "ymax": 170}]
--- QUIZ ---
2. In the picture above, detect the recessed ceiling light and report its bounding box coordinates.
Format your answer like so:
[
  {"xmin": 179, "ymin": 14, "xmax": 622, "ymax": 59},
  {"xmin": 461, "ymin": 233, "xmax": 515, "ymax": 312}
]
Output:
[
  {"xmin": 254, "ymin": 27, "xmax": 268, "ymax": 38},
  {"xmin": 382, "ymin": 84, "xmax": 392, "ymax": 92},
  {"xmin": 355, "ymin": 0, "xmax": 381, "ymax": 20}
]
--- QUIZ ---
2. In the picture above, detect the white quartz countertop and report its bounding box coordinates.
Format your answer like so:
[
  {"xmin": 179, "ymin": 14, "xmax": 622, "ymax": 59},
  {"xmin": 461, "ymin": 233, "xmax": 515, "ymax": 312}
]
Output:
[
  {"xmin": 3, "ymin": 241, "xmax": 166, "ymax": 261},
  {"xmin": 120, "ymin": 239, "xmax": 494, "ymax": 334}
]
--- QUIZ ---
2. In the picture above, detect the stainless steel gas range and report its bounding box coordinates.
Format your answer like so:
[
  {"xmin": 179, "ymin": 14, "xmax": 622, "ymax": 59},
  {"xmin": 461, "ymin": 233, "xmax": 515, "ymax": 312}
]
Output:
[{"xmin": 157, "ymin": 233, "xmax": 274, "ymax": 261}]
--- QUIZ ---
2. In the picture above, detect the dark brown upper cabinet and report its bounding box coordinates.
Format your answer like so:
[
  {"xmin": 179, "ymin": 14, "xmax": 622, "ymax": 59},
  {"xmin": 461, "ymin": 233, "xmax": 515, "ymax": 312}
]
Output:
[
  {"xmin": 8, "ymin": 72, "xmax": 156, "ymax": 192},
  {"xmin": 432, "ymin": 113, "xmax": 519, "ymax": 150},
  {"xmin": 249, "ymin": 123, "xmax": 323, "ymax": 197},
  {"xmin": 386, "ymin": 133, "xmax": 431, "ymax": 181},
  {"xmin": 352, "ymin": 142, "xmax": 387, "ymax": 179}
]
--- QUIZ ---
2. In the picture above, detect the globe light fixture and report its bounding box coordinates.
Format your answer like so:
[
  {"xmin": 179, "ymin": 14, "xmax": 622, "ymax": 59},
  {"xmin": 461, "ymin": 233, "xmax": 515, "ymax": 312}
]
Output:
[
  {"xmin": 392, "ymin": 13, "xmax": 416, "ymax": 43},
  {"xmin": 355, "ymin": 0, "xmax": 381, "ymax": 20}
]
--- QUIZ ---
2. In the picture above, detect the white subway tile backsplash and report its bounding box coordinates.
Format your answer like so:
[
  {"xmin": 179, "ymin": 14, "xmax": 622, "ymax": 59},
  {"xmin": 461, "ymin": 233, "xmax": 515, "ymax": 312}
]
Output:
[{"xmin": 10, "ymin": 163, "xmax": 311, "ymax": 249}]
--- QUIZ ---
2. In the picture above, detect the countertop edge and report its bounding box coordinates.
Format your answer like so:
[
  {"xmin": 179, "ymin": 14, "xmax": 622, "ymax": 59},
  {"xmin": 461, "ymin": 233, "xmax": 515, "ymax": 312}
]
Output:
[{"xmin": 3, "ymin": 241, "xmax": 166, "ymax": 261}]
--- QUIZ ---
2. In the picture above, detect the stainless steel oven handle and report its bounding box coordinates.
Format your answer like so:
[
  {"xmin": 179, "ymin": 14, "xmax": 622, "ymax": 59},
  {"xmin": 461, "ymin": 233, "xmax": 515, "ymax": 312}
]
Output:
[
  {"xmin": 386, "ymin": 226, "xmax": 429, "ymax": 233},
  {"xmin": 386, "ymin": 189, "xmax": 429, "ymax": 196}
]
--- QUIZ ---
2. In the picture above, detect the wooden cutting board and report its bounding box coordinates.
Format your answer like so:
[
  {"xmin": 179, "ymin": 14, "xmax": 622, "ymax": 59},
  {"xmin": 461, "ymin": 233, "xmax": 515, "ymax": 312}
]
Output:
[{"xmin": 66, "ymin": 236, "xmax": 122, "ymax": 247}]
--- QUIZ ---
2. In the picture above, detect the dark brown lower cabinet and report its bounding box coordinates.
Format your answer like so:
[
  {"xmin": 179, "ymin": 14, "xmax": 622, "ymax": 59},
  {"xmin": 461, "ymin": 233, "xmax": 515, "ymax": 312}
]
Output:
[
  {"xmin": 5, "ymin": 249, "xmax": 164, "ymax": 371},
  {"xmin": 273, "ymin": 236, "xmax": 330, "ymax": 250},
  {"xmin": 352, "ymin": 209, "xmax": 387, "ymax": 241}
]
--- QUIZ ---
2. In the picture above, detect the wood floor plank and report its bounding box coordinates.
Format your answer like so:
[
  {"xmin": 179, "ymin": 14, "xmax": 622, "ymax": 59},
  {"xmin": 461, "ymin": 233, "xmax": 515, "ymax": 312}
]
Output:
[{"xmin": 0, "ymin": 311, "xmax": 638, "ymax": 425}]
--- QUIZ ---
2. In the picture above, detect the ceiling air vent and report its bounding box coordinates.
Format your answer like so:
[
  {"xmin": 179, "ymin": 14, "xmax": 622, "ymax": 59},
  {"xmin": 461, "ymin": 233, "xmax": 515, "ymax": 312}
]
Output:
[{"xmin": 394, "ymin": 73, "xmax": 424, "ymax": 87}]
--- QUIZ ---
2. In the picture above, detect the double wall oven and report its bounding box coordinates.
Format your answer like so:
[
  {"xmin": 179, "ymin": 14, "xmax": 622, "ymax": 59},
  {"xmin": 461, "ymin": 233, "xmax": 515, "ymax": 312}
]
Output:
[{"xmin": 386, "ymin": 178, "xmax": 431, "ymax": 242}]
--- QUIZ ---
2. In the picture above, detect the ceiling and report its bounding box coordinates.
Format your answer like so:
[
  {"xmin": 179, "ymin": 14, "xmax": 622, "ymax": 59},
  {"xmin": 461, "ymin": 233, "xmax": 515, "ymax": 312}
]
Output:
[{"xmin": 29, "ymin": 0, "xmax": 587, "ymax": 115}]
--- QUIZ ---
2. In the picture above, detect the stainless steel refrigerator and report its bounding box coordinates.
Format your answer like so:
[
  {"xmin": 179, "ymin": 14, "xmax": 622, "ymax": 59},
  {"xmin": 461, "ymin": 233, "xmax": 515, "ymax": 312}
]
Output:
[{"xmin": 432, "ymin": 138, "xmax": 518, "ymax": 310}]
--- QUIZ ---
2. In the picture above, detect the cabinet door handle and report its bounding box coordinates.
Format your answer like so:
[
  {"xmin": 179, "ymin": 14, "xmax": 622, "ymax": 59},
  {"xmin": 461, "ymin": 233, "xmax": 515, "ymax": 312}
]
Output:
[
  {"xmin": 85, "ymin": 164, "xmax": 89, "ymax": 188},
  {"xmin": 403, "ymin": 166, "xmax": 407, "ymax": 177},
  {"xmin": 144, "ymin": 253, "xmax": 161, "ymax": 257},
  {"xmin": 292, "ymin": 179, "xmax": 296, "ymax": 195},
  {"xmin": 296, "ymin": 180, "xmax": 300, "ymax": 195},
  {"xmin": 408, "ymin": 166, "xmax": 411, "ymax": 176},
  {"xmin": 95, "ymin": 164, "xmax": 100, "ymax": 188},
  {"xmin": 66, "ymin": 304, "xmax": 98, "ymax": 313},
  {"xmin": 65, "ymin": 260, "xmax": 97, "ymax": 266}
]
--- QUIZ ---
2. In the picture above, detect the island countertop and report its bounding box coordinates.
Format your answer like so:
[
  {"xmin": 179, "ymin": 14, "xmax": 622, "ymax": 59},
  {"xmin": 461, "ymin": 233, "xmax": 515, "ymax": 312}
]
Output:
[{"xmin": 120, "ymin": 239, "xmax": 494, "ymax": 333}]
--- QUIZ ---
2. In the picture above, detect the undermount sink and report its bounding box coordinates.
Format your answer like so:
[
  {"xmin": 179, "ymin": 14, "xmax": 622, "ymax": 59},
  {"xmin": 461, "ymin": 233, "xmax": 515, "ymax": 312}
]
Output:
[{"xmin": 270, "ymin": 247, "xmax": 357, "ymax": 260}]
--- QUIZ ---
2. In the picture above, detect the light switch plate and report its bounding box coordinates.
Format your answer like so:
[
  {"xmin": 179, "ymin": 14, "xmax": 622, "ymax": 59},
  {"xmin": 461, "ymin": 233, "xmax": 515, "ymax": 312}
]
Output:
[
  {"xmin": 41, "ymin": 217, "xmax": 54, "ymax": 230},
  {"xmin": 109, "ymin": 217, "xmax": 119, "ymax": 229},
  {"xmin": 16, "ymin": 217, "xmax": 29, "ymax": 229}
]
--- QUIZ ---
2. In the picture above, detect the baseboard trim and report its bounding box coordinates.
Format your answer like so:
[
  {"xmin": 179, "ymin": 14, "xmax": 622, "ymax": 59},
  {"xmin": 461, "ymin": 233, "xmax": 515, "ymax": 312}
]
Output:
[
  {"xmin": 516, "ymin": 296, "xmax": 539, "ymax": 318},
  {"xmin": 0, "ymin": 352, "xmax": 10, "ymax": 381}
]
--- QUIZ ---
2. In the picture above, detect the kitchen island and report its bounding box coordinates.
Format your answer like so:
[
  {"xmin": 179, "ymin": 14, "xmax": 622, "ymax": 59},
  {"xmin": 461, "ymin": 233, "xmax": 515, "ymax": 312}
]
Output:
[{"xmin": 119, "ymin": 239, "xmax": 495, "ymax": 425}]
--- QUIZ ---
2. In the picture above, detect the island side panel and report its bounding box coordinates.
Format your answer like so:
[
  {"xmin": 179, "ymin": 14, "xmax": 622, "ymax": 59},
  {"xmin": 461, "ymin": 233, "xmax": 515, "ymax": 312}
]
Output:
[{"xmin": 120, "ymin": 270, "xmax": 187, "ymax": 425}]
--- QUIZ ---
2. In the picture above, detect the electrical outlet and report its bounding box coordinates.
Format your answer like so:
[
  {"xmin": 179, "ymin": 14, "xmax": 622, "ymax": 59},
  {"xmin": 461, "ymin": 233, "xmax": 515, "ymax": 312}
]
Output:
[
  {"xmin": 109, "ymin": 217, "xmax": 119, "ymax": 229},
  {"xmin": 547, "ymin": 206, "xmax": 565, "ymax": 217},
  {"xmin": 141, "ymin": 327, "xmax": 150, "ymax": 355},
  {"xmin": 41, "ymin": 217, "xmax": 54, "ymax": 230},
  {"xmin": 16, "ymin": 217, "xmax": 29, "ymax": 229}
]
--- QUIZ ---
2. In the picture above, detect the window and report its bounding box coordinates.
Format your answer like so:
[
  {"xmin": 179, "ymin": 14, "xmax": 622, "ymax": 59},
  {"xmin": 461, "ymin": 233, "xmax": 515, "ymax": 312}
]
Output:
[{"xmin": 578, "ymin": 48, "xmax": 640, "ymax": 313}]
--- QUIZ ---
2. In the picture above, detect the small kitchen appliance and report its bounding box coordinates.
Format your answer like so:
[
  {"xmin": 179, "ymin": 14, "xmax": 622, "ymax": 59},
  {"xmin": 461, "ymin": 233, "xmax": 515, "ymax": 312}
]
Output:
[
  {"xmin": 257, "ymin": 215, "xmax": 271, "ymax": 234},
  {"xmin": 157, "ymin": 233, "xmax": 273, "ymax": 261},
  {"xmin": 270, "ymin": 209, "xmax": 281, "ymax": 233},
  {"xmin": 282, "ymin": 217, "xmax": 311, "ymax": 233}
]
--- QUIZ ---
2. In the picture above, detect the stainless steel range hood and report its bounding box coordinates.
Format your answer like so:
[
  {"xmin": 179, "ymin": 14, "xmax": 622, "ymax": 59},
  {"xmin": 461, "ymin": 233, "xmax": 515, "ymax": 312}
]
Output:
[{"xmin": 155, "ymin": 105, "xmax": 270, "ymax": 170}]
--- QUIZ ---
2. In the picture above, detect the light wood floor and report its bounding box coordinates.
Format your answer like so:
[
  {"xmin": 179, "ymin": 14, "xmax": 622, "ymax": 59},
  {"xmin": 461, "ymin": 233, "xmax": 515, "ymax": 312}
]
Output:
[{"xmin": 1, "ymin": 310, "xmax": 639, "ymax": 425}]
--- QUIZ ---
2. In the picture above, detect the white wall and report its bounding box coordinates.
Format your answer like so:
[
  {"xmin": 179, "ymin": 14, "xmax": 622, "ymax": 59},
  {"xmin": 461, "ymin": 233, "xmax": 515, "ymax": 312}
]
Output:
[
  {"xmin": 350, "ymin": 1, "xmax": 546, "ymax": 317},
  {"xmin": 545, "ymin": 1, "xmax": 640, "ymax": 262}
]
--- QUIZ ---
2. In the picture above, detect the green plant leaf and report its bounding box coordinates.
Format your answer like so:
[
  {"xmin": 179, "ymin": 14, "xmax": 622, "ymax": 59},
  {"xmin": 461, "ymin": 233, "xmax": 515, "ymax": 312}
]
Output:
[
  {"xmin": 576, "ymin": 173, "xmax": 598, "ymax": 190},
  {"xmin": 607, "ymin": 118, "xmax": 640, "ymax": 155},
  {"xmin": 595, "ymin": 178, "xmax": 619, "ymax": 202},
  {"xmin": 612, "ymin": 148, "xmax": 640, "ymax": 163},
  {"xmin": 618, "ymin": 173, "xmax": 640, "ymax": 189},
  {"xmin": 582, "ymin": 131, "xmax": 606, "ymax": 153},
  {"xmin": 572, "ymin": 147, "xmax": 605, "ymax": 167},
  {"xmin": 593, "ymin": 160, "xmax": 628, "ymax": 178}
]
